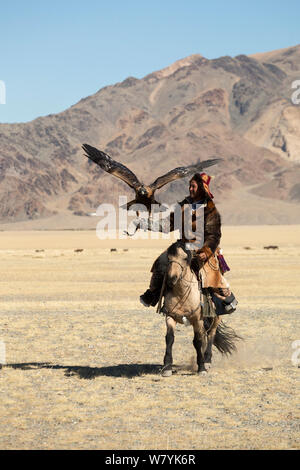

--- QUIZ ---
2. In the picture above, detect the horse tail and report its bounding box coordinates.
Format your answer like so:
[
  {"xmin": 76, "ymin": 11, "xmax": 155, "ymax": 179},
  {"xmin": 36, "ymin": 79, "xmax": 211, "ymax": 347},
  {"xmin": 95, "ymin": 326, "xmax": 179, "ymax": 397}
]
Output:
[{"xmin": 212, "ymin": 320, "xmax": 242, "ymax": 355}]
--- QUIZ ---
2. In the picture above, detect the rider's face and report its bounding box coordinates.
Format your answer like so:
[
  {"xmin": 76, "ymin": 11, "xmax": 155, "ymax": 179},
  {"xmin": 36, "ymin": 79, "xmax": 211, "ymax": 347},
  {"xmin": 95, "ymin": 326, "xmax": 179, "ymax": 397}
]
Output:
[{"xmin": 189, "ymin": 180, "xmax": 198, "ymax": 200}]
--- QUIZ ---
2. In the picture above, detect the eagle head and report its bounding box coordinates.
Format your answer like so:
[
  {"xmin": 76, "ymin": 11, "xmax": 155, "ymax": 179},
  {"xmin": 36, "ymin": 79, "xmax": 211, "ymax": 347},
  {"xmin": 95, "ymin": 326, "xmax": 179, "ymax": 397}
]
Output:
[{"xmin": 137, "ymin": 186, "xmax": 149, "ymax": 197}]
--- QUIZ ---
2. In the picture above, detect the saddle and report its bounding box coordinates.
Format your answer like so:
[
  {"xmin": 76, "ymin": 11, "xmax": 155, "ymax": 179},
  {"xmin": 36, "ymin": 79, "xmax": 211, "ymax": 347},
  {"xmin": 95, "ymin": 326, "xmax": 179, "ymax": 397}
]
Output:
[{"xmin": 191, "ymin": 251, "xmax": 237, "ymax": 317}]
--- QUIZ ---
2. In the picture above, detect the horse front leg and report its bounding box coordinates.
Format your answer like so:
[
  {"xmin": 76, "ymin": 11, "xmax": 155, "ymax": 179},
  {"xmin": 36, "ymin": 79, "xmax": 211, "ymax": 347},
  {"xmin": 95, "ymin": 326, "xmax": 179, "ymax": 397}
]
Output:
[
  {"xmin": 204, "ymin": 316, "xmax": 222, "ymax": 370},
  {"xmin": 193, "ymin": 319, "xmax": 208, "ymax": 375},
  {"xmin": 161, "ymin": 316, "xmax": 176, "ymax": 377}
]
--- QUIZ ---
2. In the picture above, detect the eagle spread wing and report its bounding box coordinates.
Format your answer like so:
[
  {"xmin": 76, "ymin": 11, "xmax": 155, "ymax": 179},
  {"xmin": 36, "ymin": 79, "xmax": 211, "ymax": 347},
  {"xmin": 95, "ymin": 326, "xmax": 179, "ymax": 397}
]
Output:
[
  {"xmin": 82, "ymin": 143, "xmax": 142, "ymax": 190},
  {"xmin": 149, "ymin": 158, "xmax": 223, "ymax": 191}
]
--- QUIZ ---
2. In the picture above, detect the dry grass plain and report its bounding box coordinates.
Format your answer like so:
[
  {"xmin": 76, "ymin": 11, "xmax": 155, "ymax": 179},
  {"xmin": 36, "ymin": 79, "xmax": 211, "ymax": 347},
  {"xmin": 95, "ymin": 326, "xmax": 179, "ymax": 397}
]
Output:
[{"xmin": 0, "ymin": 226, "xmax": 299, "ymax": 450}]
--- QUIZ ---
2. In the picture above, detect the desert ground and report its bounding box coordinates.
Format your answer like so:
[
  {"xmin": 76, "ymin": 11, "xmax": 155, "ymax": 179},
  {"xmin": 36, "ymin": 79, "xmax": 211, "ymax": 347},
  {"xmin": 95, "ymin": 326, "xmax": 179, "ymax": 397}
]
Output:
[{"xmin": 0, "ymin": 225, "xmax": 299, "ymax": 450}]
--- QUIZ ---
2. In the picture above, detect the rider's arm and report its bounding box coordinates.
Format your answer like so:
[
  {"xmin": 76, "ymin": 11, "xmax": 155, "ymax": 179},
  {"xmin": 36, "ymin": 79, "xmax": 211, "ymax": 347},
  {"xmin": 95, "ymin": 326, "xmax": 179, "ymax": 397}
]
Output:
[
  {"xmin": 134, "ymin": 210, "xmax": 176, "ymax": 234},
  {"xmin": 196, "ymin": 202, "xmax": 221, "ymax": 260},
  {"xmin": 133, "ymin": 199, "xmax": 188, "ymax": 234}
]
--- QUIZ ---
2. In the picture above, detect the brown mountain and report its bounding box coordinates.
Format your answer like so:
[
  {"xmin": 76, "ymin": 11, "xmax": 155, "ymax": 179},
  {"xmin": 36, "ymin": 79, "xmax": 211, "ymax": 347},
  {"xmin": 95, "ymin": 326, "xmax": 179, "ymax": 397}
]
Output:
[{"xmin": 1, "ymin": 45, "xmax": 300, "ymax": 228}]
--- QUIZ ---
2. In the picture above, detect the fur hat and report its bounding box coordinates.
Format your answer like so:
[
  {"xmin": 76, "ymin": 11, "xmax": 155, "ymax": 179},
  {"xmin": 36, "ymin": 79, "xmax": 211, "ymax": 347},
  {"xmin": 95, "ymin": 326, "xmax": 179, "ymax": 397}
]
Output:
[{"xmin": 190, "ymin": 172, "xmax": 214, "ymax": 199}]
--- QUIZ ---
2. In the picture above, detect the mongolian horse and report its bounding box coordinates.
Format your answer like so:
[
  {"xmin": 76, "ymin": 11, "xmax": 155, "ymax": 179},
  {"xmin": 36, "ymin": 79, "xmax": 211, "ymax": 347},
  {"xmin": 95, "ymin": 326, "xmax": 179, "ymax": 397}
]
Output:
[{"xmin": 158, "ymin": 240, "xmax": 239, "ymax": 376}]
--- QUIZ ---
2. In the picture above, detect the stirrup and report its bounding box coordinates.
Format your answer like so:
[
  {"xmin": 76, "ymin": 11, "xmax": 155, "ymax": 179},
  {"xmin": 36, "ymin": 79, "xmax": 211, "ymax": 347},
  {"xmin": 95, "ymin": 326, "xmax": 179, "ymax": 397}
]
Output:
[
  {"xmin": 223, "ymin": 293, "xmax": 238, "ymax": 314},
  {"xmin": 211, "ymin": 292, "xmax": 238, "ymax": 315}
]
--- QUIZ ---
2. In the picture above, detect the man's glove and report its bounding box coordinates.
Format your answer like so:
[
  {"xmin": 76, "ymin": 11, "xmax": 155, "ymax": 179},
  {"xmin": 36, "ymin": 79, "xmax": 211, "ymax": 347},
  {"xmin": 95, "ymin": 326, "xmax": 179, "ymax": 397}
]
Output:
[
  {"xmin": 132, "ymin": 217, "xmax": 162, "ymax": 232},
  {"xmin": 132, "ymin": 217, "xmax": 149, "ymax": 231}
]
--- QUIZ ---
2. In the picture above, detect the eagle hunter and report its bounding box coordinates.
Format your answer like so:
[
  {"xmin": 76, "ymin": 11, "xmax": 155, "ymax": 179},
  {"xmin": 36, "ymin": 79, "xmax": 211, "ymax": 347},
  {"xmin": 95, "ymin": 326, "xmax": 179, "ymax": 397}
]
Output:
[{"xmin": 82, "ymin": 143, "xmax": 222, "ymax": 212}]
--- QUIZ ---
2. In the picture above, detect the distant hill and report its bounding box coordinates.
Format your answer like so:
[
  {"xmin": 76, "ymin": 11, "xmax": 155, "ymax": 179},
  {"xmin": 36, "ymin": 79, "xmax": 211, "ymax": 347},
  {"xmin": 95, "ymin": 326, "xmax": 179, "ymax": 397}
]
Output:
[{"xmin": 0, "ymin": 44, "xmax": 300, "ymax": 228}]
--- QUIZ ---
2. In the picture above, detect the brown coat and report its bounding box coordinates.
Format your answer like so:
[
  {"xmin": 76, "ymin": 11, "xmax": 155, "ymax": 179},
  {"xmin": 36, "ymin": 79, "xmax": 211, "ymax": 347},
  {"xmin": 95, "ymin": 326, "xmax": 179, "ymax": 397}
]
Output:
[{"xmin": 151, "ymin": 196, "xmax": 228, "ymax": 288}]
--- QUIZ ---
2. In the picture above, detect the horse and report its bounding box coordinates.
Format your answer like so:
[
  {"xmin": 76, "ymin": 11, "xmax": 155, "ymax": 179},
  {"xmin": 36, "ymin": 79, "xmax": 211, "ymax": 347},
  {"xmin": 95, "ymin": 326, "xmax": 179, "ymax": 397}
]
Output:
[{"xmin": 159, "ymin": 240, "xmax": 239, "ymax": 376}]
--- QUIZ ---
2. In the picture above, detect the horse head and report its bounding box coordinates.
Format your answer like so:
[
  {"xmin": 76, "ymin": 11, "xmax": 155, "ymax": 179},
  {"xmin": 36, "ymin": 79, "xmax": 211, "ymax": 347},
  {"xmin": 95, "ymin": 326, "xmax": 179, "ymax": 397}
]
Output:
[{"xmin": 166, "ymin": 241, "xmax": 192, "ymax": 287}]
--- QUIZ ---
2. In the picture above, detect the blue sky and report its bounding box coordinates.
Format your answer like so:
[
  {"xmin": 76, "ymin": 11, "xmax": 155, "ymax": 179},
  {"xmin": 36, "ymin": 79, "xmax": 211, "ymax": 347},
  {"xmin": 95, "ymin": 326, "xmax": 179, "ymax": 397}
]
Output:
[{"xmin": 0, "ymin": 0, "xmax": 299, "ymax": 123}]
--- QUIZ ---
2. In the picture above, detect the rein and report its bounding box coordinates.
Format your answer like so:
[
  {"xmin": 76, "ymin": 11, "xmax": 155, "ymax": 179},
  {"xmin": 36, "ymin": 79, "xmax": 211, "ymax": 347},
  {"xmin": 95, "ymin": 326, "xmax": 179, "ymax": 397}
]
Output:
[
  {"xmin": 162, "ymin": 281, "xmax": 192, "ymax": 317},
  {"xmin": 168, "ymin": 259, "xmax": 198, "ymax": 285},
  {"xmin": 156, "ymin": 258, "xmax": 196, "ymax": 316},
  {"xmin": 167, "ymin": 259, "xmax": 185, "ymax": 280}
]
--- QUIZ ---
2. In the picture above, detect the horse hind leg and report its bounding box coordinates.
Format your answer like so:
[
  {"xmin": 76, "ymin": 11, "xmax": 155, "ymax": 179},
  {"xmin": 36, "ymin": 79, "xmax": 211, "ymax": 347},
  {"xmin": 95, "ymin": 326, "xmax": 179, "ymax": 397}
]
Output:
[
  {"xmin": 193, "ymin": 319, "xmax": 208, "ymax": 375},
  {"xmin": 161, "ymin": 316, "xmax": 176, "ymax": 377},
  {"xmin": 204, "ymin": 316, "xmax": 221, "ymax": 370}
]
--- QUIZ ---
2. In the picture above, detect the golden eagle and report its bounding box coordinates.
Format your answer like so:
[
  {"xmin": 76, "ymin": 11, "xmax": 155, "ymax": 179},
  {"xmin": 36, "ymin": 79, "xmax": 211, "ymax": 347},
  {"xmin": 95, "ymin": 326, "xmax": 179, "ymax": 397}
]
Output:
[{"xmin": 82, "ymin": 143, "xmax": 222, "ymax": 211}]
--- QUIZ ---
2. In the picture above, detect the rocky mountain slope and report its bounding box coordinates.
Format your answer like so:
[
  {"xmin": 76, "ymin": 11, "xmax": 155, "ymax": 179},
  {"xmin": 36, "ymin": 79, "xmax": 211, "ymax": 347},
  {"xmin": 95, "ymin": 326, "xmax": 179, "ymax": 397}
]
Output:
[{"xmin": 0, "ymin": 45, "xmax": 300, "ymax": 227}]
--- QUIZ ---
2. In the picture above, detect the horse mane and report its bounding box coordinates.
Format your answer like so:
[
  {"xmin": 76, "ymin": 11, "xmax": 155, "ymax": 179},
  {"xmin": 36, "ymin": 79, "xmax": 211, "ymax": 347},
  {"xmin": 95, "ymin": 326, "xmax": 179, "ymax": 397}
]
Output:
[{"xmin": 167, "ymin": 241, "xmax": 192, "ymax": 265}]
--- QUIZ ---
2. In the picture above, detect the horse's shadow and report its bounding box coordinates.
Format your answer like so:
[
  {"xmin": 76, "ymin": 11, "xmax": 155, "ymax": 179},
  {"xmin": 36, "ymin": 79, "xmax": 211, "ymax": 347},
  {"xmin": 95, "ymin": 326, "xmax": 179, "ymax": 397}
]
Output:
[{"xmin": 4, "ymin": 362, "xmax": 162, "ymax": 380}]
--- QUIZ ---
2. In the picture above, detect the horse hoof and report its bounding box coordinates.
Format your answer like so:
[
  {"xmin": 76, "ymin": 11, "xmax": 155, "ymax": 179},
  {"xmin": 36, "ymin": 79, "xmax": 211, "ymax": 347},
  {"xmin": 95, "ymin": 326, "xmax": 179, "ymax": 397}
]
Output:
[
  {"xmin": 198, "ymin": 370, "xmax": 208, "ymax": 376},
  {"xmin": 161, "ymin": 369, "xmax": 172, "ymax": 377}
]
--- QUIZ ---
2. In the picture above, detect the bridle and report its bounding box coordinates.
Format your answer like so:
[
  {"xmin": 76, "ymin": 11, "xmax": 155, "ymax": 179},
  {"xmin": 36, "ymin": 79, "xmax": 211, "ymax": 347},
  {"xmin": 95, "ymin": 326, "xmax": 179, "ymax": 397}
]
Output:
[
  {"xmin": 167, "ymin": 258, "xmax": 186, "ymax": 281},
  {"xmin": 167, "ymin": 257, "xmax": 198, "ymax": 285},
  {"xmin": 159, "ymin": 258, "xmax": 193, "ymax": 317},
  {"xmin": 157, "ymin": 253, "xmax": 199, "ymax": 317}
]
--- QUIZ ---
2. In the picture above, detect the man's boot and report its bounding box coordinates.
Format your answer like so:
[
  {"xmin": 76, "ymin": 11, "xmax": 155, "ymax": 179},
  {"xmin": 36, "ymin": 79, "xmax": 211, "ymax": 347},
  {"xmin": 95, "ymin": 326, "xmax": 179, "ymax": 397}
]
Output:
[
  {"xmin": 210, "ymin": 289, "xmax": 238, "ymax": 315},
  {"xmin": 140, "ymin": 271, "xmax": 164, "ymax": 307},
  {"xmin": 140, "ymin": 289, "xmax": 161, "ymax": 307}
]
